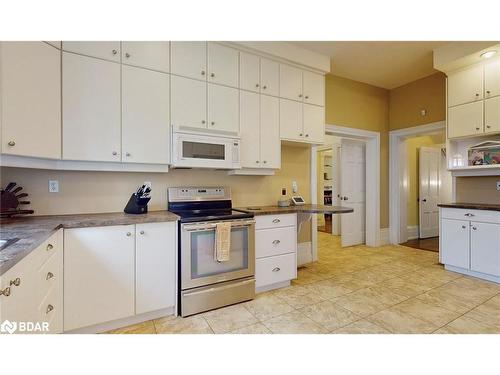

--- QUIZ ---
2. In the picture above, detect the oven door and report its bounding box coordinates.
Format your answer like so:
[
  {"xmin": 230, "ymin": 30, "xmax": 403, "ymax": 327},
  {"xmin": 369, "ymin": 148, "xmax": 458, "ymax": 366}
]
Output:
[{"xmin": 181, "ymin": 219, "xmax": 255, "ymax": 290}]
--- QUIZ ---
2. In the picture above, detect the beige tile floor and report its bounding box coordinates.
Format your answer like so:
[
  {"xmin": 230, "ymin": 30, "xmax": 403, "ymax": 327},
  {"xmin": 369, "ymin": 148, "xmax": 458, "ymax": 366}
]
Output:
[{"xmin": 107, "ymin": 232, "xmax": 500, "ymax": 334}]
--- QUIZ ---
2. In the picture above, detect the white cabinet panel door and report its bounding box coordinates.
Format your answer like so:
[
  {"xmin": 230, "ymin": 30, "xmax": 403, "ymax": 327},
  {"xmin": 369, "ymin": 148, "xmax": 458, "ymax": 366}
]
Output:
[
  {"xmin": 136, "ymin": 222, "xmax": 177, "ymax": 315},
  {"xmin": 419, "ymin": 147, "xmax": 440, "ymax": 238},
  {"xmin": 260, "ymin": 58, "xmax": 280, "ymax": 97},
  {"xmin": 303, "ymin": 104, "xmax": 325, "ymax": 144},
  {"xmin": 122, "ymin": 66, "xmax": 170, "ymax": 164},
  {"xmin": 279, "ymin": 99, "xmax": 302, "ymax": 141},
  {"xmin": 484, "ymin": 96, "xmax": 500, "ymax": 134},
  {"xmin": 303, "ymin": 71, "xmax": 324, "ymax": 106},
  {"xmin": 239, "ymin": 52, "xmax": 260, "ymax": 93},
  {"xmin": 470, "ymin": 222, "xmax": 500, "ymax": 277},
  {"xmin": 447, "ymin": 65, "xmax": 483, "ymax": 107},
  {"xmin": 170, "ymin": 41, "xmax": 207, "ymax": 81},
  {"xmin": 0, "ymin": 42, "xmax": 61, "ymax": 159},
  {"xmin": 208, "ymin": 84, "xmax": 239, "ymax": 133},
  {"xmin": 280, "ymin": 64, "xmax": 303, "ymax": 101},
  {"xmin": 441, "ymin": 219, "xmax": 470, "ymax": 269},
  {"xmin": 62, "ymin": 52, "xmax": 121, "ymax": 162},
  {"xmin": 239, "ymin": 91, "xmax": 261, "ymax": 168},
  {"xmin": 447, "ymin": 101, "xmax": 484, "ymax": 139},
  {"xmin": 260, "ymin": 95, "xmax": 280, "ymax": 169},
  {"xmin": 121, "ymin": 41, "xmax": 170, "ymax": 72},
  {"xmin": 208, "ymin": 43, "xmax": 239, "ymax": 88},
  {"xmin": 64, "ymin": 225, "xmax": 135, "ymax": 331},
  {"xmin": 62, "ymin": 41, "xmax": 121, "ymax": 62},
  {"xmin": 484, "ymin": 59, "xmax": 500, "ymax": 98},
  {"xmin": 171, "ymin": 75, "xmax": 207, "ymax": 130}
]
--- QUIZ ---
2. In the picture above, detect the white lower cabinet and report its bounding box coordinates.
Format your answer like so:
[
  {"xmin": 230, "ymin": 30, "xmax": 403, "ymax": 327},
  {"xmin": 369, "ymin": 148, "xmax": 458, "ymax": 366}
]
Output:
[
  {"xmin": 440, "ymin": 219, "xmax": 470, "ymax": 269},
  {"xmin": 256, "ymin": 253, "xmax": 296, "ymax": 289},
  {"xmin": 470, "ymin": 222, "xmax": 500, "ymax": 277}
]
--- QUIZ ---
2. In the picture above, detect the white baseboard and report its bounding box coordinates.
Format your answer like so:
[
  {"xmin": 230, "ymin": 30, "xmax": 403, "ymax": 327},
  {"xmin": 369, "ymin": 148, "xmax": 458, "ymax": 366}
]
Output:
[
  {"xmin": 407, "ymin": 225, "xmax": 419, "ymax": 240},
  {"xmin": 379, "ymin": 228, "xmax": 390, "ymax": 246},
  {"xmin": 297, "ymin": 241, "xmax": 312, "ymax": 266}
]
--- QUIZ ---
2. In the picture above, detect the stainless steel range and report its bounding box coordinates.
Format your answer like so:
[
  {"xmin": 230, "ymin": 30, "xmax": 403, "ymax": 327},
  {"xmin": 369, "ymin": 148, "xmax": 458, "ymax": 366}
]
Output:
[{"xmin": 168, "ymin": 187, "xmax": 256, "ymax": 317}]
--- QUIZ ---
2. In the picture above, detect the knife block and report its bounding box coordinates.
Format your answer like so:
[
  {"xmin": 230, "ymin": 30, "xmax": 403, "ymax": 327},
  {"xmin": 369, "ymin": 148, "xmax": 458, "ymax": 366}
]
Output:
[{"xmin": 124, "ymin": 193, "xmax": 150, "ymax": 214}]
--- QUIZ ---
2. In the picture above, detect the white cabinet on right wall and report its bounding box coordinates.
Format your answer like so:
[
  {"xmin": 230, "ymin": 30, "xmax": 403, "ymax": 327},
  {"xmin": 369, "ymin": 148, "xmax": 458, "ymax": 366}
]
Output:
[
  {"xmin": 484, "ymin": 96, "xmax": 500, "ymax": 134},
  {"xmin": 280, "ymin": 99, "xmax": 324, "ymax": 144}
]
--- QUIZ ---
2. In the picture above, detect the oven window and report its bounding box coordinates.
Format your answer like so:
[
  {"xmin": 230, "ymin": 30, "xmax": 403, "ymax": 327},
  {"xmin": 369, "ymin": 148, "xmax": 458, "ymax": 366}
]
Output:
[
  {"xmin": 182, "ymin": 141, "xmax": 225, "ymax": 160},
  {"xmin": 190, "ymin": 227, "xmax": 249, "ymax": 279}
]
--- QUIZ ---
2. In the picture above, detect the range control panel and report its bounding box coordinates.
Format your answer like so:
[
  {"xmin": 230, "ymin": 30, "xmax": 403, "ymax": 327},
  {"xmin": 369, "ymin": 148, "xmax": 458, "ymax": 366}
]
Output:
[{"xmin": 168, "ymin": 187, "xmax": 230, "ymax": 202}]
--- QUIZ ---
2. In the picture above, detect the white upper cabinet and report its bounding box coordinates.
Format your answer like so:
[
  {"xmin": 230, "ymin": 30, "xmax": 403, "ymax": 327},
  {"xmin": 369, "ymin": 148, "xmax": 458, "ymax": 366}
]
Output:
[
  {"xmin": 260, "ymin": 95, "xmax": 280, "ymax": 168},
  {"xmin": 239, "ymin": 52, "xmax": 260, "ymax": 93},
  {"xmin": 280, "ymin": 64, "xmax": 303, "ymax": 101},
  {"xmin": 170, "ymin": 41, "xmax": 207, "ymax": 81},
  {"xmin": 62, "ymin": 52, "xmax": 121, "ymax": 162},
  {"xmin": 171, "ymin": 75, "xmax": 207, "ymax": 130},
  {"xmin": 280, "ymin": 99, "xmax": 303, "ymax": 140},
  {"xmin": 484, "ymin": 59, "xmax": 500, "ymax": 98},
  {"xmin": 122, "ymin": 66, "xmax": 170, "ymax": 164},
  {"xmin": 484, "ymin": 96, "xmax": 500, "ymax": 134},
  {"xmin": 121, "ymin": 41, "xmax": 170, "ymax": 72},
  {"xmin": 208, "ymin": 84, "xmax": 239, "ymax": 133},
  {"xmin": 62, "ymin": 41, "xmax": 121, "ymax": 62},
  {"xmin": 260, "ymin": 58, "xmax": 280, "ymax": 97},
  {"xmin": 447, "ymin": 101, "xmax": 484, "ymax": 139},
  {"xmin": 0, "ymin": 42, "xmax": 61, "ymax": 159},
  {"xmin": 447, "ymin": 65, "xmax": 483, "ymax": 107},
  {"xmin": 303, "ymin": 71, "xmax": 325, "ymax": 106},
  {"xmin": 208, "ymin": 43, "xmax": 239, "ymax": 88},
  {"xmin": 239, "ymin": 91, "xmax": 261, "ymax": 168},
  {"xmin": 303, "ymin": 104, "xmax": 325, "ymax": 143}
]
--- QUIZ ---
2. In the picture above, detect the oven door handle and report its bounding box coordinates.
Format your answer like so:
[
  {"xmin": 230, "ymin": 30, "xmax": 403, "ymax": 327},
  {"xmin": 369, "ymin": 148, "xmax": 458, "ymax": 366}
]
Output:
[{"xmin": 182, "ymin": 219, "xmax": 255, "ymax": 232}]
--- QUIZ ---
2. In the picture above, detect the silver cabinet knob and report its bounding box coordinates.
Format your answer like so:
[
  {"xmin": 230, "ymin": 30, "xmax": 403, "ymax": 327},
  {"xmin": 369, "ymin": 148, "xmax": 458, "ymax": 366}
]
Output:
[
  {"xmin": 255, "ymin": 83, "xmax": 259, "ymax": 88},
  {"xmin": 263, "ymin": 160, "xmax": 267, "ymax": 164},
  {"xmin": 486, "ymin": 125, "xmax": 491, "ymax": 129},
  {"xmin": 272, "ymin": 267, "xmax": 281, "ymax": 272},
  {"xmin": 46, "ymin": 304, "xmax": 54, "ymax": 314},
  {"xmin": 472, "ymin": 226, "xmax": 477, "ymax": 231},
  {"xmin": 305, "ymin": 95, "xmax": 309, "ymax": 99},
  {"xmin": 0, "ymin": 287, "xmax": 11, "ymax": 297},
  {"xmin": 46, "ymin": 272, "xmax": 54, "ymax": 280},
  {"xmin": 201, "ymin": 70, "xmax": 206, "ymax": 76},
  {"xmin": 46, "ymin": 244, "xmax": 54, "ymax": 251},
  {"xmin": 272, "ymin": 218, "xmax": 281, "ymax": 223},
  {"xmin": 201, "ymin": 120, "xmax": 206, "ymax": 124},
  {"xmin": 256, "ymin": 160, "xmax": 260, "ymax": 163},
  {"xmin": 125, "ymin": 152, "xmax": 131, "ymax": 157},
  {"xmin": 475, "ymin": 127, "xmax": 480, "ymax": 131},
  {"xmin": 125, "ymin": 52, "xmax": 130, "ymax": 58},
  {"xmin": 211, "ymin": 121, "xmax": 215, "ymax": 126},
  {"xmin": 7, "ymin": 141, "xmax": 15, "ymax": 146},
  {"xmin": 486, "ymin": 90, "xmax": 491, "ymax": 94},
  {"xmin": 112, "ymin": 49, "xmax": 118, "ymax": 55},
  {"xmin": 272, "ymin": 239, "xmax": 281, "ymax": 245},
  {"xmin": 461, "ymin": 225, "xmax": 466, "ymax": 229},
  {"xmin": 210, "ymin": 73, "xmax": 215, "ymax": 78},
  {"xmin": 262, "ymin": 85, "xmax": 267, "ymax": 90},
  {"xmin": 298, "ymin": 94, "xmax": 303, "ymax": 98},
  {"xmin": 139, "ymin": 230, "xmax": 145, "ymax": 235},
  {"xmin": 299, "ymin": 133, "xmax": 303, "ymax": 137},
  {"xmin": 126, "ymin": 232, "xmax": 132, "ymax": 237},
  {"xmin": 475, "ymin": 93, "xmax": 480, "ymax": 97},
  {"xmin": 112, "ymin": 151, "xmax": 118, "ymax": 156},
  {"xmin": 305, "ymin": 134, "xmax": 309, "ymax": 137},
  {"xmin": 9, "ymin": 278, "xmax": 21, "ymax": 287}
]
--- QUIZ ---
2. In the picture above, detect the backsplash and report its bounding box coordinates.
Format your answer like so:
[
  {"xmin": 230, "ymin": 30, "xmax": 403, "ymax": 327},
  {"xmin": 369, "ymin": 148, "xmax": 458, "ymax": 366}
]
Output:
[{"xmin": 455, "ymin": 176, "xmax": 500, "ymax": 204}]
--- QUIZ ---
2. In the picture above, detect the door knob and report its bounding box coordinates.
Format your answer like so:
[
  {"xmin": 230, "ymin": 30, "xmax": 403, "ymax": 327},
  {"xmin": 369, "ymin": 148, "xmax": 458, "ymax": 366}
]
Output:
[{"xmin": 422, "ymin": 198, "xmax": 427, "ymax": 202}]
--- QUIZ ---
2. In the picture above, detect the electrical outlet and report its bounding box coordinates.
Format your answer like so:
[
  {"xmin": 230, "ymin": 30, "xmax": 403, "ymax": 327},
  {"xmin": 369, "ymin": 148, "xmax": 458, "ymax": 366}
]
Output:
[
  {"xmin": 48, "ymin": 180, "xmax": 59, "ymax": 193},
  {"xmin": 497, "ymin": 181, "xmax": 500, "ymax": 191}
]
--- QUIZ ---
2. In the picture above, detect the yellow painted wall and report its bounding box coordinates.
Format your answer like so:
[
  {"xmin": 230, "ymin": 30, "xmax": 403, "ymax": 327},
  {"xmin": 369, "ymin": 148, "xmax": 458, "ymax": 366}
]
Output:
[{"xmin": 455, "ymin": 176, "xmax": 500, "ymax": 204}]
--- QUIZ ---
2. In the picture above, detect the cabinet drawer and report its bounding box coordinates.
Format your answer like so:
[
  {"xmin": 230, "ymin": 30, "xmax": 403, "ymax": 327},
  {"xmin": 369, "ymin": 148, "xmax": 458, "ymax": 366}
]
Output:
[
  {"xmin": 36, "ymin": 246, "xmax": 63, "ymax": 302},
  {"xmin": 255, "ymin": 213, "xmax": 296, "ymax": 230},
  {"xmin": 37, "ymin": 282, "xmax": 63, "ymax": 333},
  {"xmin": 441, "ymin": 208, "xmax": 500, "ymax": 224},
  {"xmin": 30, "ymin": 230, "xmax": 63, "ymax": 270},
  {"xmin": 256, "ymin": 227, "xmax": 297, "ymax": 258},
  {"xmin": 256, "ymin": 253, "xmax": 296, "ymax": 288}
]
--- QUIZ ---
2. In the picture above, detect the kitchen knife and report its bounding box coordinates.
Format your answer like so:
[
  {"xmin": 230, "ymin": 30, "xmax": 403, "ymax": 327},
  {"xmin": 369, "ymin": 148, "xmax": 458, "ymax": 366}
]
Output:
[
  {"xmin": 11, "ymin": 186, "xmax": 23, "ymax": 194},
  {"xmin": 16, "ymin": 193, "xmax": 28, "ymax": 199},
  {"xmin": 4, "ymin": 182, "xmax": 16, "ymax": 192}
]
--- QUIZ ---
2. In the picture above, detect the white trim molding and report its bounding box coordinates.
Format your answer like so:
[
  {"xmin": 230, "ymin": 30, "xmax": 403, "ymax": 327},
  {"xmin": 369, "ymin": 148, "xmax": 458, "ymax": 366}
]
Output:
[
  {"xmin": 379, "ymin": 228, "xmax": 390, "ymax": 246},
  {"xmin": 407, "ymin": 225, "xmax": 419, "ymax": 240}
]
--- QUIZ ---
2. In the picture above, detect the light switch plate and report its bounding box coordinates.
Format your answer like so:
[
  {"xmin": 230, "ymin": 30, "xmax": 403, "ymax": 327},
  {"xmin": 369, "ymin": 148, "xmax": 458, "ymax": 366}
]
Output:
[
  {"xmin": 48, "ymin": 180, "xmax": 59, "ymax": 193},
  {"xmin": 292, "ymin": 181, "xmax": 298, "ymax": 194}
]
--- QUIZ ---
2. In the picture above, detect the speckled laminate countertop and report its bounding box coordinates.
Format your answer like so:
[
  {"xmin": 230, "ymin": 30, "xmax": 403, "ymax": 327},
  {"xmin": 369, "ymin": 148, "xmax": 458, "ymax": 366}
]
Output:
[
  {"xmin": 0, "ymin": 211, "xmax": 179, "ymax": 276},
  {"xmin": 438, "ymin": 203, "xmax": 500, "ymax": 212},
  {"xmin": 235, "ymin": 204, "xmax": 354, "ymax": 216}
]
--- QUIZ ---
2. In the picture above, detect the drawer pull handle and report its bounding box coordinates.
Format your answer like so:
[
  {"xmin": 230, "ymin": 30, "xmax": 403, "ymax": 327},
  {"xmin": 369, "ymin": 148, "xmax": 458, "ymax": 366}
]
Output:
[
  {"xmin": 272, "ymin": 267, "xmax": 281, "ymax": 272},
  {"xmin": 46, "ymin": 272, "xmax": 54, "ymax": 280},
  {"xmin": 9, "ymin": 278, "xmax": 21, "ymax": 287},
  {"xmin": 272, "ymin": 219, "xmax": 281, "ymax": 223},
  {"xmin": 0, "ymin": 287, "xmax": 11, "ymax": 297},
  {"xmin": 272, "ymin": 239, "xmax": 281, "ymax": 245},
  {"xmin": 464, "ymin": 213, "xmax": 475, "ymax": 217},
  {"xmin": 46, "ymin": 304, "xmax": 54, "ymax": 314},
  {"xmin": 46, "ymin": 244, "xmax": 54, "ymax": 251}
]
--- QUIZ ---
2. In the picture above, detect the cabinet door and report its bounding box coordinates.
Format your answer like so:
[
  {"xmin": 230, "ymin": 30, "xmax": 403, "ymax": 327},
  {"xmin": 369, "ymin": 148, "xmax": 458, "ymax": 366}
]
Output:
[
  {"xmin": 260, "ymin": 58, "xmax": 279, "ymax": 97},
  {"xmin": 239, "ymin": 91, "xmax": 261, "ymax": 168},
  {"xmin": 1, "ymin": 42, "xmax": 61, "ymax": 159},
  {"xmin": 280, "ymin": 64, "xmax": 303, "ymax": 101},
  {"xmin": 279, "ymin": 99, "xmax": 302, "ymax": 141},
  {"xmin": 440, "ymin": 219, "xmax": 470, "ymax": 269},
  {"xmin": 239, "ymin": 52, "xmax": 260, "ymax": 93},
  {"xmin": 484, "ymin": 96, "xmax": 500, "ymax": 134},
  {"xmin": 470, "ymin": 222, "xmax": 500, "ymax": 276},
  {"xmin": 171, "ymin": 75, "xmax": 207, "ymax": 130},
  {"xmin": 64, "ymin": 225, "xmax": 135, "ymax": 331},
  {"xmin": 208, "ymin": 43, "xmax": 239, "ymax": 88},
  {"xmin": 303, "ymin": 71, "xmax": 324, "ymax": 106},
  {"xmin": 62, "ymin": 53, "xmax": 121, "ymax": 162},
  {"xmin": 136, "ymin": 222, "xmax": 177, "ymax": 315},
  {"xmin": 170, "ymin": 41, "xmax": 207, "ymax": 81},
  {"xmin": 208, "ymin": 84, "xmax": 239, "ymax": 133},
  {"xmin": 447, "ymin": 101, "xmax": 484, "ymax": 139},
  {"xmin": 62, "ymin": 41, "xmax": 120, "ymax": 62},
  {"xmin": 447, "ymin": 65, "xmax": 483, "ymax": 107},
  {"xmin": 121, "ymin": 41, "xmax": 170, "ymax": 72},
  {"xmin": 484, "ymin": 59, "xmax": 500, "ymax": 98},
  {"xmin": 260, "ymin": 95, "xmax": 280, "ymax": 168},
  {"xmin": 122, "ymin": 66, "xmax": 170, "ymax": 164},
  {"xmin": 303, "ymin": 104, "xmax": 325, "ymax": 144}
]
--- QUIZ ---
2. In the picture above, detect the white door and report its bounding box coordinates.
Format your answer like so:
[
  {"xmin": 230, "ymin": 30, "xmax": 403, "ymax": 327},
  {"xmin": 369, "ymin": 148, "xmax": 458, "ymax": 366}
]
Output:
[
  {"xmin": 62, "ymin": 41, "xmax": 121, "ymax": 62},
  {"xmin": 447, "ymin": 65, "xmax": 483, "ymax": 106},
  {"xmin": 279, "ymin": 64, "xmax": 303, "ymax": 101},
  {"xmin": 239, "ymin": 52, "xmax": 260, "ymax": 93},
  {"xmin": 260, "ymin": 58, "xmax": 279, "ymax": 97},
  {"xmin": 122, "ymin": 66, "xmax": 170, "ymax": 164},
  {"xmin": 62, "ymin": 52, "xmax": 121, "ymax": 162},
  {"xmin": 447, "ymin": 101, "xmax": 484, "ymax": 138},
  {"xmin": 340, "ymin": 140, "xmax": 366, "ymax": 247},
  {"xmin": 470, "ymin": 222, "xmax": 500, "ymax": 276},
  {"xmin": 484, "ymin": 96, "xmax": 500, "ymax": 134},
  {"xmin": 332, "ymin": 144, "xmax": 341, "ymax": 236},
  {"xmin": 239, "ymin": 91, "xmax": 261, "ymax": 168},
  {"xmin": 207, "ymin": 83, "xmax": 239, "ymax": 133},
  {"xmin": 170, "ymin": 41, "xmax": 207, "ymax": 81},
  {"xmin": 419, "ymin": 147, "xmax": 440, "ymax": 238},
  {"xmin": 260, "ymin": 95, "xmax": 280, "ymax": 169},
  {"xmin": 0, "ymin": 42, "xmax": 61, "ymax": 159},
  {"xmin": 121, "ymin": 41, "xmax": 170, "ymax": 72},
  {"xmin": 136, "ymin": 222, "xmax": 177, "ymax": 315},
  {"xmin": 64, "ymin": 225, "xmax": 135, "ymax": 331},
  {"xmin": 279, "ymin": 99, "xmax": 302, "ymax": 141},
  {"xmin": 441, "ymin": 219, "xmax": 470, "ymax": 269},
  {"xmin": 170, "ymin": 75, "xmax": 207, "ymax": 130},
  {"xmin": 207, "ymin": 42, "xmax": 239, "ymax": 88},
  {"xmin": 484, "ymin": 59, "xmax": 500, "ymax": 98},
  {"xmin": 303, "ymin": 104, "xmax": 325, "ymax": 143},
  {"xmin": 303, "ymin": 71, "xmax": 325, "ymax": 106}
]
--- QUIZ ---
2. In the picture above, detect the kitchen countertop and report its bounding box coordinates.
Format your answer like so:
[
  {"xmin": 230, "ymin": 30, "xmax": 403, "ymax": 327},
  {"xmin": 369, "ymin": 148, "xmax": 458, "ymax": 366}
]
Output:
[
  {"xmin": 437, "ymin": 203, "xmax": 500, "ymax": 212},
  {"xmin": 0, "ymin": 211, "xmax": 179, "ymax": 276},
  {"xmin": 235, "ymin": 204, "xmax": 354, "ymax": 216}
]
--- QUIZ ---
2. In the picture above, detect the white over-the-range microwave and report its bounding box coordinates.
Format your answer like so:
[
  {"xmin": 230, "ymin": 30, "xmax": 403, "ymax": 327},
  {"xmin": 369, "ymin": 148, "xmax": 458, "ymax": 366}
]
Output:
[{"xmin": 171, "ymin": 131, "xmax": 241, "ymax": 169}]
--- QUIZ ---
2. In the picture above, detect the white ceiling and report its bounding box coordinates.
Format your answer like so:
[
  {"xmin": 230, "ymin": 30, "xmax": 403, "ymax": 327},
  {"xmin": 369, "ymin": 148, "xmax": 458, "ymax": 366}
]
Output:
[{"xmin": 292, "ymin": 41, "xmax": 449, "ymax": 89}]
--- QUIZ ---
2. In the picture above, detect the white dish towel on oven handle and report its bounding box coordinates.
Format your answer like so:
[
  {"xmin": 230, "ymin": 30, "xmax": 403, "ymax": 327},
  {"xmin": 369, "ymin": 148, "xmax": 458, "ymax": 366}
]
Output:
[{"xmin": 215, "ymin": 222, "xmax": 231, "ymax": 262}]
